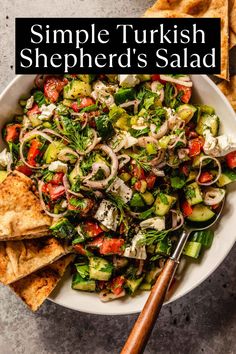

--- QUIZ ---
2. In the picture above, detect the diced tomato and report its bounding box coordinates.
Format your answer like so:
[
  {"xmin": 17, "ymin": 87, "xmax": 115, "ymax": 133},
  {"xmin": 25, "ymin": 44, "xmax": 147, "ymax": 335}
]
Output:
[
  {"xmin": 27, "ymin": 139, "xmax": 42, "ymax": 166},
  {"xmin": 42, "ymin": 183, "xmax": 65, "ymax": 201},
  {"xmin": 119, "ymin": 222, "xmax": 125, "ymax": 235},
  {"xmin": 226, "ymin": 151, "xmax": 236, "ymax": 169},
  {"xmin": 212, "ymin": 203, "xmax": 220, "ymax": 210},
  {"xmin": 16, "ymin": 164, "xmax": 33, "ymax": 176},
  {"xmin": 146, "ymin": 175, "xmax": 156, "ymax": 189},
  {"xmin": 110, "ymin": 276, "xmax": 125, "ymax": 296},
  {"xmin": 132, "ymin": 165, "xmax": 145, "ymax": 180},
  {"xmin": 82, "ymin": 221, "xmax": 103, "ymax": 238},
  {"xmin": 44, "ymin": 76, "xmax": 67, "ymax": 103},
  {"xmin": 199, "ymin": 171, "xmax": 213, "ymax": 183},
  {"xmin": 100, "ymin": 238, "xmax": 125, "ymax": 255},
  {"xmin": 51, "ymin": 172, "xmax": 64, "ymax": 185},
  {"xmin": 71, "ymin": 97, "xmax": 95, "ymax": 112},
  {"xmin": 188, "ymin": 137, "xmax": 204, "ymax": 157},
  {"xmin": 27, "ymin": 103, "xmax": 40, "ymax": 117},
  {"xmin": 179, "ymin": 164, "xmax": 190, "ymax": 177},
  {"xmin": 5, "ymin": 124, "xmax": 21, "ymax": 143},
  {"xmin": 181, "ymin": 200, "xmax": 193, "ymax": 217},
  {"xmin": 188, "ymin": 131, "xmax": 198, "ymax": 139},
  {"xmin": 175, "ymin": 84, "xmax": 192, "ymax": 103},
  {"xmin": 87, "ymin": 235, "xmax": 104, "ymax": 248},
  {"xmin": 151, "ymin": 75, "xmax": 166, "ymax": 84},
  {"xmin": 73, "ymin": 244, "xmax": 91, "ymax": 256}
]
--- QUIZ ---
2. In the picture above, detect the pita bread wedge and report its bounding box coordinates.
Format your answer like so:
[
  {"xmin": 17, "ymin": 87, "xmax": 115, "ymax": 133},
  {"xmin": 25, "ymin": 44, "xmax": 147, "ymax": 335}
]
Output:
[
  {"xmin": 10, "ymin": 254, "xmax": 75, "ymax": 311},
  {"xmin": 144, "ymin": 0, "xmax": 229, "ymax": 80},
  {"xmin": 0, "ymin": 171, "xmax": 52, "ymax": 241},
  {"xmin": 217, "ymin": 75, "xmax": 236, "ymax": 110},
  {"xmin": 0, "ymin": 237, "xmax": 70, "ymax": 285},
  {"xmin": 229, "ymin": 0, "xmax": 236, "ymax": 48}
]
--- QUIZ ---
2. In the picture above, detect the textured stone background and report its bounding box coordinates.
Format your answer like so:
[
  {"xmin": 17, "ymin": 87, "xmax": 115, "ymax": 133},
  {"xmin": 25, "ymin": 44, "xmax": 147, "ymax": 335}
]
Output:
[{"xmin": 0, "ymin": 1, "xmax": 236, "ymax": 353}]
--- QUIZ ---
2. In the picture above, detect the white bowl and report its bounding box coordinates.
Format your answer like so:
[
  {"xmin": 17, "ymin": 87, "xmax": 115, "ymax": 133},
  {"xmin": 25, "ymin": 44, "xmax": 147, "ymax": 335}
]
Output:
[{"xmin": 0, "ymin": 75, "xmax": 236, "ymax": 315}]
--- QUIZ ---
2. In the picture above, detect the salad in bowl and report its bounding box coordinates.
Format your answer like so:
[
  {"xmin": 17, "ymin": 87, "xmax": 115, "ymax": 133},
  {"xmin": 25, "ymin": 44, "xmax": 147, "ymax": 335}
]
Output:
[{"xmin": 1, "ymin": 73, "xmax": 236, "ymax": 304}]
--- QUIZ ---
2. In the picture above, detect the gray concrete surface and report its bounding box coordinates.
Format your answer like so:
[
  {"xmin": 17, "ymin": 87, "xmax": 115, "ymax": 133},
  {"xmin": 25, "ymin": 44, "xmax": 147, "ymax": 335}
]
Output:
[{"xmin": 0, "ymin": 1, "xmax": 236, "ymax": 353}]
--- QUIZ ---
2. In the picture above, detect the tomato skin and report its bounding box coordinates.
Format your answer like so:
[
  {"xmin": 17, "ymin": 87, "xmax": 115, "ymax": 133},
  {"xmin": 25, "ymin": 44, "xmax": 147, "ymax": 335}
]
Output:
[
  {"xmin": 181, "ymin": 200, "xmax": 193, "ymax": 217},
  {"xmin": 199, "ymin": 171, "xmax": 213, "ymax": 183},
  {"xmin": 27, "ymin": 139, "xmax": 42, "ymax": 166},
  {"xmin": 179, "ymin": 164, "xmax": 190, "ymax": 177},
  {"xmin": 16, "ymin": 164, "xmax": 33, "ymax": 176},
  {"xmin": 100, "ymin": 238, "xmax": 125, "ymax": 255},
  {"xmin": 151, "ymin": 75, "xmax": 166, "ymax": 84},
  {"xmin": 146, "ymin": 175, "xmax": 156, "ymax": 190},
  {"xmin": 176, "ymin": 84, "xmax": 192, "ymax": 103},
  {"xmin": 226, "ymin": 151, "xmax": 236, "ymax": 169},
  {"xmin": 44, "ymin": 76, "xmax": 67, "ymax": 103},
  {"xmin": 5, "ymin": 124, "xmax": 21, "ymax": 143},
  {"xmin": 51, "ymin": 172, "xmax": 64, "ymax": 185},
  {"xmin": 132, "ymin": 165, "xmax": 146, "ymax": 180},
  {"xmin": 134, "ymin": 180, "xmax": 142, "ymax": 191},
  {"xmin": 73, "ymin": 244, "xmax": 92, "ymax": 257},
  {"xmin": 71, "ymin": 97, "xmax": 95, "ymax": 112},
  {"xmin": 42, "ymin": 183, "xmax": 65, "ymax": 201},
  {"xmin": 188, "ymin": 137, "xmax": 204, "ymax": 157},
  {"xmin": 82, "ymin": 221, "xmax": 103, "ymax": 238},
  {"xmin": 110, "ymin": 276, "xmax": 125, "ymax": 295}
]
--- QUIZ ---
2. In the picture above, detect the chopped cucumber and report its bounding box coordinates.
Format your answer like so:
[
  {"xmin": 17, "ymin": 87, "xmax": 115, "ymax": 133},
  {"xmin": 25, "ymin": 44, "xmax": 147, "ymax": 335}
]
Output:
[
  {"xmin": 44, "ymin": 141, "xmax": 66, "ymax": 164},
  {"xmin": 138, "ymin": 74, "xmax": 151, "ymax": 82},
  {"xmin": 72, "ymin": 273, "xmax": 96, "ymax": 292},
  {"xmin": 114, "ymin": 88, "xmax": 135, "ymax": 105},
  {"xmin": 217, "ymin": 169, "xmax": 236, "ymax": 187},
  {"xmin": 154, "ymin": 193, "xmax": 176, "ymax": 216},
  {"xmin": 69, "ymin": 164, "xmax": 83, "ymax": 185},
  {"xmin": 187, "ymin": 204, "xmax": 215, "ymax": 222},
  {"xmin": 140, "ymin": 283, "xmax": 152, "ymax": 290},
  {"xmin": 196, "ymin": 114, "xmax": 219, "ymax": 137},
  {"xmin": 176, "ymin": 104, "xmax": 197, "ymax": 123},
  {"xmin": 183, "ymin": 241, "xmax": 202, "ymax": 259},
  {"xmin": 141, "ymin": 191, "xmax": 155, "ymax": 206},
  {"xmin": 200, "ymin": 105, "xmax": 215, "ymax": 115},
  {"xmin": 185, "ymin": 182, "xmax": 203, "ymax": 206},
  {"xmin": 186, "ymin": 170, "xmax": 197, "ymax": 183},
  {"xmin": 126, "ymin": 277, "xmax": 144, "ymax": 293},
  {"xmin": 63, "ymin": 80, "xmax": 92, "ymax": 99},
  {"xmin": 89, "ymin": 257, "xmax": 113, "ymax": 281},
  {"xmin": 77, "ymin": 74, "xmax": 96, "ymax": 83},
  {"xmin": 190, "ymin": 230, "xmax": 214, "ymax": 249},
  {"xmin": 192, "ymin": 153, "xmax": 211, "ymax": 168},
  {"xmin": 144, "ymin": 267, "xmax": 162, "ymax": 285}
]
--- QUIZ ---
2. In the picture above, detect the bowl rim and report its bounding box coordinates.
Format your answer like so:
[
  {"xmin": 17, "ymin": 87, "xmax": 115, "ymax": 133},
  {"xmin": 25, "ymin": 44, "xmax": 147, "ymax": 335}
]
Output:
[{"xmin": 0, "ymin": 74, "xmax": 235, "ymax": 315}]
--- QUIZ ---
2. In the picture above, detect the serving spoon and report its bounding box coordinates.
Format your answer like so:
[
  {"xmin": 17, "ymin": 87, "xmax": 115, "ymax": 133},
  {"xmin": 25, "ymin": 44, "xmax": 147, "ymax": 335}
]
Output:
[{"xmin": 121, "ymin": 199, "xmax": 225, "ymax": 354}]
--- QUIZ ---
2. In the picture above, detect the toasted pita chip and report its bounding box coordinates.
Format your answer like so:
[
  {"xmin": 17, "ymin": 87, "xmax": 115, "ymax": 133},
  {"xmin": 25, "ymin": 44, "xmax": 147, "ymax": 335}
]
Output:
[
  {"xmin": 0, "ymin": 237, "xmax": 70, "ymax": 285},
  {"xmin": 10, "ymin": 254, "xmax": 75, "ymax": 311},
  {"xmin": 217, "ymin": 75, "xmax": 236, "ymax": 110},
  {"xmin": 0, "ymin": 171, "xmax": 52, "ymax": 241},
  {"xmin": 144, "ymin": 0, "xmax": 229, "ymax": 80}
]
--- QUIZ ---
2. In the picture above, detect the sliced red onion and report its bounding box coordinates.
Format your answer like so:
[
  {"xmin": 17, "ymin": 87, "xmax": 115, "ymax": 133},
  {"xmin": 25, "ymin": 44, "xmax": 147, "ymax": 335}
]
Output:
[
  {"xmin": 178, "ymin": 148, "xmax": 189, "ymax": 160},
  {"xmin": 83, "ymin": 144, "xmax": 118, "ymax": 189},
  {"xmin": 82, "ymin": 162, "xmax": 110, "ymax": 181},
  {"xmin": 171, "ymin": 209, "xmax": 184, "ymax": 231},
  {"xmin": 168, "ymin": 116, "xmax": 185, "ymax": 131},
  {"xmin": 136, "ymin": 259, "xmax": 145, "ymax": 276},
  {"xmin": 38, "ymin": 180, "xmax": 67, "ymax": 218},
  {"xmin": 112, "ymin": 134, "xmax": 127, "ymax": 153},
  {"xmin": 128, "ymin": 210, "xmax": 141, "ymax": 218},
  {"xmin": 118, "ymin": 154, "xmax": 131, "ymax": 169},
  {"xmin": 160, "ymin": 75, "xmax": 192, "ymax": 87},
  {"xmin": 203, "ymin": 187, "xmax": 225, "ymax": 206},
  {"xmin": 34, "ymin": 74, "xmax": 47, "ymax": 89},
  {"xmin": 148, "ymin": 149, "xmax": 165, "ymax": 167},
  {"xmin": 137, "ymin": 136, "xmax": 158, "ymax": 147},
  {"xmin": 196, "ymin": 156, "xmax": 221, "ymax": 186},
  {"xmin": 58, "ymin": 148, "xmax": 80, "ymax": 162},
  {"xmin": 99, "ymin": 289, "xmax": 126, "ymax": 302},
  {"xmin": 20, "ymin": 130, "xmax": 53, "ymax": 169},
  {"xmin": 151, "ymin": 168, "xmax": 165, "ymax": 177},
  {"xmin": 42, "ymin": 128, "xmax": 70, "ymax": 143},
  {"xmin": 119, "ymin": 99, "xmax": 140, "ymax": 114},
  {"xmin": 168, "ymin": 131, "xmax": 186, "ymax": 150},
  {"xmin": 150, "ymin": 120, "xmax": 168, "ymax": 140},
  {"xmin": 67, "ymin": 189, "xmax": 84, "ymax": 198}
]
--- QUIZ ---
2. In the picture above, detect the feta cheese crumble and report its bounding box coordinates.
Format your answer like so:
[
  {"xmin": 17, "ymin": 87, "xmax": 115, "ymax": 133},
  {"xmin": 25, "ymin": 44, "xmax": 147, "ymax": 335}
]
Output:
[
  {"xmin": 48, "ymin": 161, "xmax": 68, "ymax": 173},
  {"xmin": 94, "ymin": 199, "xmax": 119, "ymax": 231}
]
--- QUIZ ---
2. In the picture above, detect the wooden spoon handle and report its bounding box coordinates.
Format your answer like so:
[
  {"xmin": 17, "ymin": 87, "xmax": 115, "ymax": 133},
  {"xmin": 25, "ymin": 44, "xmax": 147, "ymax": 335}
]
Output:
[{"xmin": 121, "ymin": 258, "xmax": 178, "ymax": 354}]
